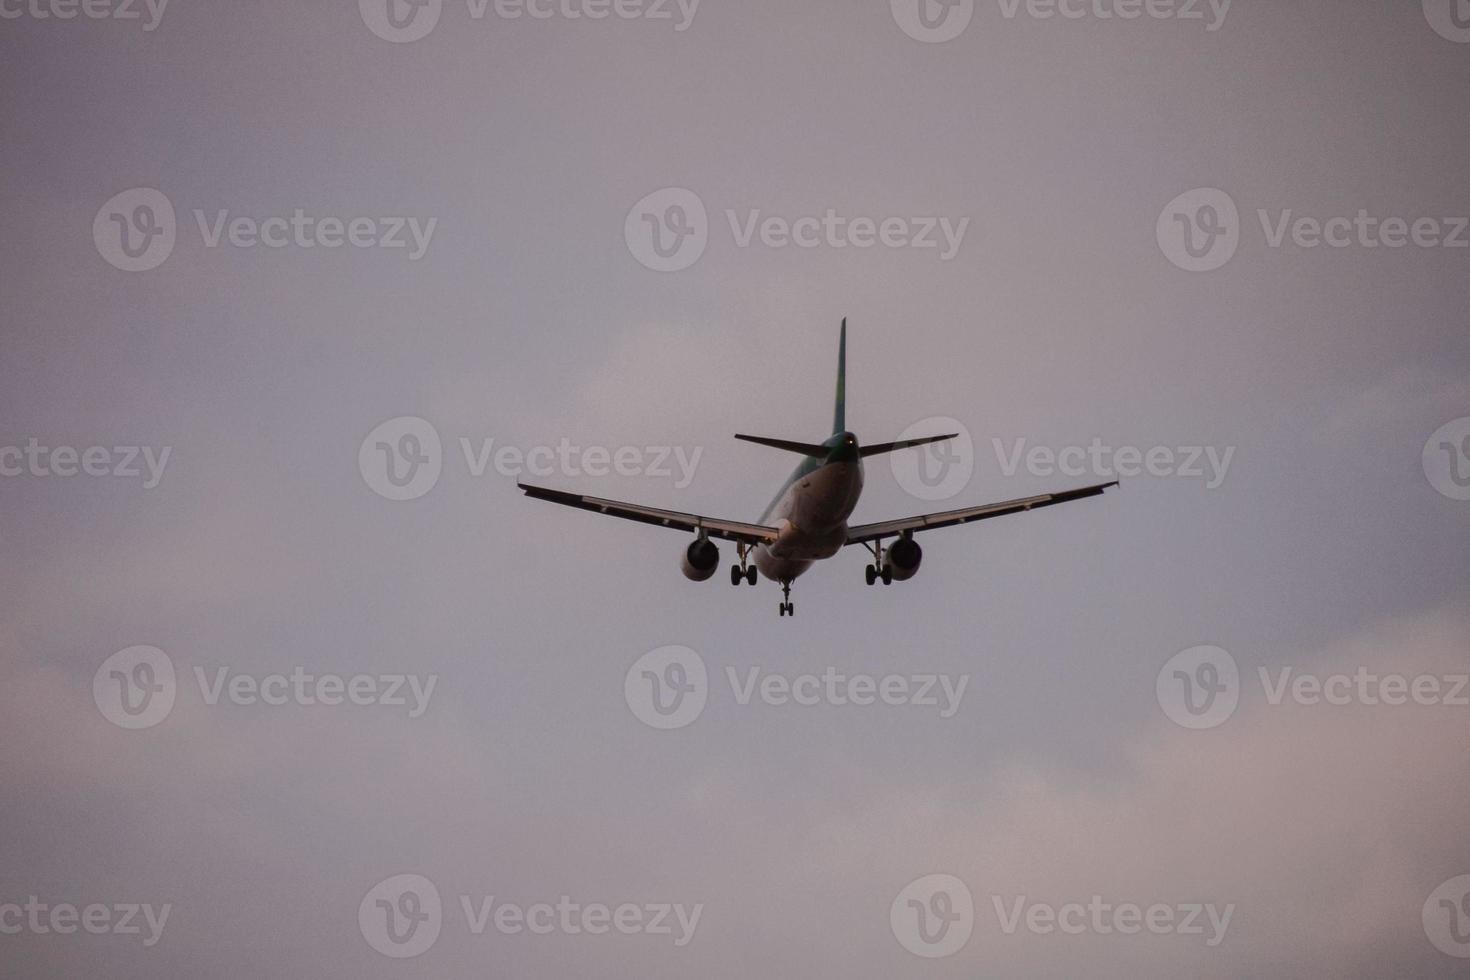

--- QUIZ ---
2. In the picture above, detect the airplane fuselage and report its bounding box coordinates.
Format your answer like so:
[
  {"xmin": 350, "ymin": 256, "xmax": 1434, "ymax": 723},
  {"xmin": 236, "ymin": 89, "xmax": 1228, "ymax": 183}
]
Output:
[{"xmin": 754, "ymin": 431, "xmax": 865, "ymax": 582}]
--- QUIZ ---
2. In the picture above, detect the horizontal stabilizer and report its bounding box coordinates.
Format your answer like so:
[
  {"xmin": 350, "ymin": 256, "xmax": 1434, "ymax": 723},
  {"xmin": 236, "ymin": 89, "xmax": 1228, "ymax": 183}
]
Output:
[
  {"xmin": 858, "ymin": 433, "xmax": 958, "ymax": 458},
  {"xmin": 734, "ymin": 434, "xmax": 829, "ymax": 457}
]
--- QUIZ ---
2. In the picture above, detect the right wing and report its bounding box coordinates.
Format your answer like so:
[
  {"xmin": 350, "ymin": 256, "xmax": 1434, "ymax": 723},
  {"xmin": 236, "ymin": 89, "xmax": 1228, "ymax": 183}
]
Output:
[
  {"xmin": 518, "ymin": 483, "xmax": 779, "ymax": 545},
  {"xmin": 845, "ymin": 480, "xmax": 1118, "ymax": 545}
]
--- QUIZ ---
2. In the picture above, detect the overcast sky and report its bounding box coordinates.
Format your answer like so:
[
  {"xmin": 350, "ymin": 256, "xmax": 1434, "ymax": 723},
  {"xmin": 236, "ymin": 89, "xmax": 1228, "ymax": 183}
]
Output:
[{"xmin": 2, "ymin": 0, "xmax": 1468, "ymax": 977}]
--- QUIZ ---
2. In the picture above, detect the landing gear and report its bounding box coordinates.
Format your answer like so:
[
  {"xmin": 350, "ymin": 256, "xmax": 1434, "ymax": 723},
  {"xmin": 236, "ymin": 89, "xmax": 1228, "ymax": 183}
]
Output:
[
  {"xmin": 777, "ymin": 580, "xmax": 794, "ymax": 617},
  {"xmin": 863, "ymin": 540, "xmax": 894, "ymax": 585},
  {"xmin": 732, "ymin": 545, "xmax": 759, "ymax": 586}
]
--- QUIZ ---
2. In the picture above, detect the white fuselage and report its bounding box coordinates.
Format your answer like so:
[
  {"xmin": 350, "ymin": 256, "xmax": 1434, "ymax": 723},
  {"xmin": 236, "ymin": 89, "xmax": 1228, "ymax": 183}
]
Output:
[{"xmin": 754, "ymin": 458, "xmax": 865, "ymax": 582}]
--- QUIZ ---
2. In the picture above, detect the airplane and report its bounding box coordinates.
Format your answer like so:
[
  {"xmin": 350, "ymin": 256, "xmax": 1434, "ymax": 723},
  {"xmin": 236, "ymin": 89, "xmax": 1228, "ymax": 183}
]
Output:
[{"xmin": 518, "ymin": 320, "xmax": 1117, "ymax": 616}]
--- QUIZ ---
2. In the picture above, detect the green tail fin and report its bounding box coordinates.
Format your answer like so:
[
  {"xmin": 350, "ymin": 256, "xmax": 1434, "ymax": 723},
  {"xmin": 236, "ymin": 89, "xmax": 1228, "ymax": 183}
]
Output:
[{"xmin": 833, "ymin": 318, "xmax": 846, "ymax": 435}]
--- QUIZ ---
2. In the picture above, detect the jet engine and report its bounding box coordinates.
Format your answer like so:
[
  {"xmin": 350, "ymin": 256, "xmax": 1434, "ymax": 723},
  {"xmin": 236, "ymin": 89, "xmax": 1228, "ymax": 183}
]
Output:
[
  {"xmin": 681, "ymin": 538, "xmax": 720, "ymax": 581},
  {"xmin": 882, "ymin": 537, "xmax": 922, "ymax": 581}
]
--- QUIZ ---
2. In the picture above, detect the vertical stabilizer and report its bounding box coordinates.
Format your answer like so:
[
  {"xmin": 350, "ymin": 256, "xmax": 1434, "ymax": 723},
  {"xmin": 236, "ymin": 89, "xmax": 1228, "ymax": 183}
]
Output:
[{"xmin": 833, "ymin": 318, "xmax": 847, "ymax": 435}]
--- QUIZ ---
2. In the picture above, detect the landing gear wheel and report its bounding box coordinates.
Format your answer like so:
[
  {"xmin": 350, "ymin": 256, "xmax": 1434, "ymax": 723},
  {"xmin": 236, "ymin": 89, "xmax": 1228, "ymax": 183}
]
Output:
[
  {"xmin": 865, "ymin": 564, "xmax": 877, "ymax": 586},
  {"xmin": 778, "ymin": 601, "xmax": 794, "ymax": 616},
  {"xmin": 881, "ymin": 566, "xmax": 893, "ymax": 585},
  {"xmin": 778, "ymin": 580, "xmax": 793, "ymax": 617},
  {"xmin": 730, "ymin": 564, "xmax": 743, "ymax": 586},
  {"xmin": 746, "ymin": 565, "xmax": 758, "ymax": 585}
]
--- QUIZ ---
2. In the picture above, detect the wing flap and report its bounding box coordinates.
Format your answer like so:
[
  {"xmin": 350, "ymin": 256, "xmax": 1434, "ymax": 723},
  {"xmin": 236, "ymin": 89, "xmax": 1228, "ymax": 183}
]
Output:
[
  {"xmin": 845, "ymin": 480, "xmax": 1118, "ymax": 544},
  {"xmin": 518, "ymin": 483, "xmax": 779, "ymax": 545}
]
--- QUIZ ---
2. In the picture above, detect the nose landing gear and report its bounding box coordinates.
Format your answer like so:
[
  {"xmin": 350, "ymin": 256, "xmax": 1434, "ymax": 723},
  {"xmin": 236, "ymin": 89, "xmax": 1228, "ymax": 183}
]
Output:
[{"xmin": 777, "ymin": 579, "xmax": 794, "ymax": 617}]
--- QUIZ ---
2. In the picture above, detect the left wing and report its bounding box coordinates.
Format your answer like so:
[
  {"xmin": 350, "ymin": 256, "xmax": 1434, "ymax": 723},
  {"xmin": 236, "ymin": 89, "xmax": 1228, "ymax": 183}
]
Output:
[
  {"xmin": 518, "ymin": 483, "xmax": 779, "ymax": 545},
  {"xmin": 845, "ymin": 480, "xmax": 1118, "ymax": 545}
]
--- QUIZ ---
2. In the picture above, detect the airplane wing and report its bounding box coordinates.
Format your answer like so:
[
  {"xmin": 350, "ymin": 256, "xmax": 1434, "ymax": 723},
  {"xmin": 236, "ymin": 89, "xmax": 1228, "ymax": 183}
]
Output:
[
  {"xmin": 518, "ymin": 483, "xmax": 780, "ymax": 545},
  {"xmin": 845, "ymin": 480, "xmax": 1118, "ymax": 545}
]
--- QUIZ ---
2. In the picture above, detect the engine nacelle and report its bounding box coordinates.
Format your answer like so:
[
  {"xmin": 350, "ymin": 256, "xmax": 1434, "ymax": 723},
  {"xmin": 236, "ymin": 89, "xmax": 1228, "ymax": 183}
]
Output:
[
  {"xmin": 882, "ymin": 537, "xmax": 922, "ymax": 581},
  {"xmin": 681, "ymin": 538, "xmax": 720, "ymax": 581}
]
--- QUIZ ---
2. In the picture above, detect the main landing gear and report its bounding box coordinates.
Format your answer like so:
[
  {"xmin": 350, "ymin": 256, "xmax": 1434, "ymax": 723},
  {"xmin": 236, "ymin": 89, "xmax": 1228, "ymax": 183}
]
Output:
[
  {"xmin": 862, "ymin": 539, "xmax": 893, "ymax": 586},
  {"xmin": 777, "ymin": 579, "xmax": 794, "ymax": 617},
  {"xmin": 730, "ymin": 544, "xmax": 758, "ymax": 586}
]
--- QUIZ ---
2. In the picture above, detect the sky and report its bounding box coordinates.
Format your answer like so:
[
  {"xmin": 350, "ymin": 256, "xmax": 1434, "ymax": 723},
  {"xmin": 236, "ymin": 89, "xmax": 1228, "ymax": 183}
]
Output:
[{"xmin": 1, "ymin": 0, "xmax": 1469, "ymax": 977}]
